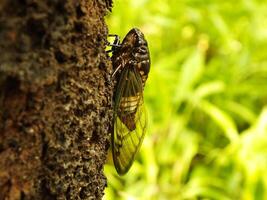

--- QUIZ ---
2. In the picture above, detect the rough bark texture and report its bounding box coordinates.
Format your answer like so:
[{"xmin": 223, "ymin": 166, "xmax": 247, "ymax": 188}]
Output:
[{"xmin": 0, "ymin": 0, "xmax": 113, "ymax": 199}]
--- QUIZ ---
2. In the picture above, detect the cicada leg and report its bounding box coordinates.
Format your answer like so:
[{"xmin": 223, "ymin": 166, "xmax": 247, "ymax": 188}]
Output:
[{"xmin": 106, "ymin": 34, "xmax": 121, "ymax": 53}]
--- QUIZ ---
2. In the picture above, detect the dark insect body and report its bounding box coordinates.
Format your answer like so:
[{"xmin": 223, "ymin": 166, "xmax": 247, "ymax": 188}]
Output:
[{"xmin": 109, "ymin": 28, "xmax": 150, "ymax": 175}]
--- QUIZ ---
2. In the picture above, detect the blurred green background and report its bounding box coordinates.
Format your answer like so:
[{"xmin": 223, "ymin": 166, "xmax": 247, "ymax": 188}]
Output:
[{"xmin": 104, "ymin": 0, "xmax": 267, "ymax": 199}]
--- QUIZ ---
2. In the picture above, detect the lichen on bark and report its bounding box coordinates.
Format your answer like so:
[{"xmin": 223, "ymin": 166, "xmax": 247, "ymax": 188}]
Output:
[{"xmin": 0, "ymin": 0, "xmax": 113, "ymax": 199}]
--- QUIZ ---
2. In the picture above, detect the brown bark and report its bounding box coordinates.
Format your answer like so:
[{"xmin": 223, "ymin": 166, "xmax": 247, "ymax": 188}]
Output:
[{"xmin": 0, "ymin": 0, "xmax": 113, "ymax": 199}]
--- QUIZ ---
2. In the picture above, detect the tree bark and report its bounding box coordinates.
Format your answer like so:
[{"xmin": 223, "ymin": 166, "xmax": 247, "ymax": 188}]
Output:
[{"xmin": 0, "ymin": 0, "xmax": 113, "ymax": 199}]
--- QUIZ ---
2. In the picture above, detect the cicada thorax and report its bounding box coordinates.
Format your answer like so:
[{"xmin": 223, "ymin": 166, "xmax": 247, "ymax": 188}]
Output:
[{"xmin": 112, "ymin": 28, "xmax": 150, "ymax": 131}]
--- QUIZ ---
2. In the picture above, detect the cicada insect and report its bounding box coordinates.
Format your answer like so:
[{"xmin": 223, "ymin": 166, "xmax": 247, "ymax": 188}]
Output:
[{"xmin": 108, "ymin": 28, "xmax": 150, "ymax": 175}]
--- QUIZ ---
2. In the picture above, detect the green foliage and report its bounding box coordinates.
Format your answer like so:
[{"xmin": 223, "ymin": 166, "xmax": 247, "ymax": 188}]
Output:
[{"xmin": 104, "ymin": 0, "xmax": 267, "ymax": 199}]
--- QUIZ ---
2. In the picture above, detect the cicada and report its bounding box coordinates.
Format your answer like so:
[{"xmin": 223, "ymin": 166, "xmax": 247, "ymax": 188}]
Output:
[{"xmin": 108, "ymin": 28, "xmax": 150, "ymax": 175}]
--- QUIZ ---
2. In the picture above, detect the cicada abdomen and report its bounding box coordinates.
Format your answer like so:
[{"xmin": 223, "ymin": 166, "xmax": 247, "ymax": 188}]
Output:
[{"xmin": 109, "ymin": 28, "xmax": 150, "ymax": 175}]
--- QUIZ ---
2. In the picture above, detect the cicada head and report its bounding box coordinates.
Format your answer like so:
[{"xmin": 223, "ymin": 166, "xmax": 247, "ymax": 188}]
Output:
[
  {"xmin": 120, "ymin": 28, "xmax": 151, "ymax": 86},
  {"xmin": 121, "ymin": 28, "xmax": 147, "ymax": 48}
]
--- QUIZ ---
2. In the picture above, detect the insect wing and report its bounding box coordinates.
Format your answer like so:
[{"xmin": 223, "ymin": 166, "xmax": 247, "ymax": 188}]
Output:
[{"xmin": 112, "ymin": 66, "xmax": 147, "ymax": 175}]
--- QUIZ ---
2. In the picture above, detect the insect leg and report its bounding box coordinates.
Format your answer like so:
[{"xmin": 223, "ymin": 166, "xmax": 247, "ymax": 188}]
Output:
[
  {"xmin": 106, "ymin": 34, "xmax": 121, "ymax": 54},
  {"xmin": 108, "ymin": 34, "xmax": 120, "ymax": 45},
  {"xmin": 108, "ymin": 35, "xmax": 120, "ymax": 46},
  {"xmin": 106, "ymin": 43, "xmax": 121, "ymax": 53},
  {"xmin": 112, "ymin": 64, "xmax": 122, "ymax": 78}
]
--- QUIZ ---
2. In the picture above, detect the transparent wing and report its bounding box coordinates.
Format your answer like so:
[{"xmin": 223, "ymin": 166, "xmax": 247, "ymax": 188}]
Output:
[{"xmin": 112, "ymin": 65, "xmax": 147, "ymax": 175}]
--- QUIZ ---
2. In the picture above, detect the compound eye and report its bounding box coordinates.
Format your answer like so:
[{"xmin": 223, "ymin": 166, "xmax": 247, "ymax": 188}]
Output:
[{"xmin": 138, "ymin": 46, "xmax": 147, "ymax": 53}]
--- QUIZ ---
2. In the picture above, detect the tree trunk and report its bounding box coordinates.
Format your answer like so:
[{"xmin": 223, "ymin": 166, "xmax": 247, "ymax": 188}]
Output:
[{"xmin": 0, "ymin": 0, "xmax": 113, "ymax": 199}]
